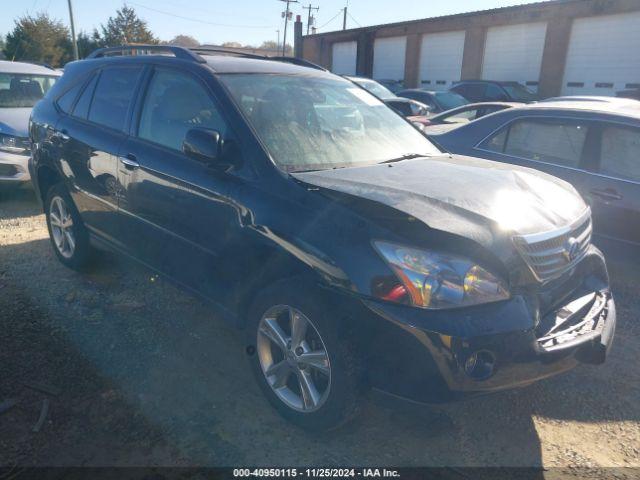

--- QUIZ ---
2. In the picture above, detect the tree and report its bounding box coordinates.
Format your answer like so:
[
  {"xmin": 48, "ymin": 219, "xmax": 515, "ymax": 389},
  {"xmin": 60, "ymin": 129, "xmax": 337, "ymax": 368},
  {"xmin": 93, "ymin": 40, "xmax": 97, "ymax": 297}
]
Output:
[
  {"xmin": 4, "ymin": 14, "xmax": 72, "ymax": 67},
  {"xmin": 0, "ymin": 36, "xmax": 5, "ymax": 60},
  {"xmin": 222, "ymin": 41, "xmax": 243, "ymax": 48},
  {"xmin": 259, "ymin": 40, "xmax": 291, "ymax": 55},
  {"xmin": 165, "ymin": 35, "xmax": 199, "ymax": 48},
  {"xmin": 76, "ymin": 30, "xmax": 102, "ymax": 58},
  {"xmin": 98, "ymin": 6, "xmax": 157, "ymax": 46}
]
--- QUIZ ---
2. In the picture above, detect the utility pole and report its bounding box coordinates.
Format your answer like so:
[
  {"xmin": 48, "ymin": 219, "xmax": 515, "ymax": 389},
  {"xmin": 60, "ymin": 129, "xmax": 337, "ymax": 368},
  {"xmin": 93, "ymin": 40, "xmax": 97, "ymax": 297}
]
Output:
[
  {"xmin": 67, "ymin": 0, "xmax": 79, "ymax": 60},
  {"xmin": 342, "ymin": 1, "xmax": 348, "ymax": 30},
  {"xmin": 302, "ymin": 3, "xmax": 319, "ymax": 35},
  {"xmin": 279, "ymin": 0, "xmax": 299, "ymax": 56},
  {"xmin": 276, "ymin": 29, "xmax": 281, "ymax": 53}
]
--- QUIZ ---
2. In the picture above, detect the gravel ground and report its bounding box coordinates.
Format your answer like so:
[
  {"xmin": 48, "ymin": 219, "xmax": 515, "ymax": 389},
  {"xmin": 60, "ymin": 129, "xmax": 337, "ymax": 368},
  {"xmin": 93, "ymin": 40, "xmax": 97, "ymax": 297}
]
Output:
[{"xmin": 1, "ymin": 188, "xmax": 639, "ymax": 473}]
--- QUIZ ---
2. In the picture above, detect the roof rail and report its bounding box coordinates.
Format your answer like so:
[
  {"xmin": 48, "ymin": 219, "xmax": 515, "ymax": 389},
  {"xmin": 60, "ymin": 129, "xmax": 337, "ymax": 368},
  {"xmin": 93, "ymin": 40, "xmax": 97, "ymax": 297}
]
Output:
[
  {"xmin": 189, "ymin": 47, "xmax": 265, "ymax": 60},
  {"xmin": 190, "ymin": 47, "xmax": 326, "ymax": 71},
  {"xmin": 87, "ymin": 45, "xmax": 206, "ymax": 63},
  {"xmin": 266, "ymin": 56, "xmax": 327, "ymax": 71},
  {"xmin": 87, "ymin": 45, "xmax": 328, "ymax": 72}
]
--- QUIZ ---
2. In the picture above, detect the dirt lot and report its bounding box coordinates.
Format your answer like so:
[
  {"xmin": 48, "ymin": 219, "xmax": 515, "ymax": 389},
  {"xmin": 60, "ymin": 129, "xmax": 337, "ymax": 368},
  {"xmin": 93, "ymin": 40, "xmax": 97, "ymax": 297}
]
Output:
[{"xmin": 1, "ymin": 188, "xmax": 639, "ymax": 473}]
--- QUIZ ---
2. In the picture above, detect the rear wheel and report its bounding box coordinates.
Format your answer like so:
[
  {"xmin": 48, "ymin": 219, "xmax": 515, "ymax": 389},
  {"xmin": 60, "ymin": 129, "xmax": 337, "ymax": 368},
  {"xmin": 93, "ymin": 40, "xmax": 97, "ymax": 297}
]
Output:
[
  {"xmin": 247, "ymin": 278, "xmax": 363, "ymax": 430},
  {"xmin": 45, "ymin": 183, "xmax": 94, "ymax": 271}
]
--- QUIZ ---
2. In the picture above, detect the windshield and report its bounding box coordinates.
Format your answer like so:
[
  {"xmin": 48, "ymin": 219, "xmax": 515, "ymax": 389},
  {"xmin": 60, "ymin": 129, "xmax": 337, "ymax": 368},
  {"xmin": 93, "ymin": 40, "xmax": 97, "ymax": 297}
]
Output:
[
  {"xmin": 353, "ymin": 79, "xmax": 397, "ymax": 100},
  {"xmin": 502, "ymin": 83, "xmax": 537, "ymax": 102},
  {"xmin": 0, "ymin": 73, "xmax": 58, "ymax": 108},
  {"xmin": 220, "ymin": 74, "xmax": 440, "ymax": 173},
  {"xmin": 435, "ymin": 91, "xmax": 469, "ymax": 110}
]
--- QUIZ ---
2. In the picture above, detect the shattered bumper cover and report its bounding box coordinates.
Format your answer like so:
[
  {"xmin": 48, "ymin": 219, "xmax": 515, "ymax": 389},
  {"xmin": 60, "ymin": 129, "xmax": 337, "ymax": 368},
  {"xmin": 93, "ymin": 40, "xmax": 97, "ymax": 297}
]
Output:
[{"xmin": 359, "ymin": 248, "xmax": 615, "ymax": 403}]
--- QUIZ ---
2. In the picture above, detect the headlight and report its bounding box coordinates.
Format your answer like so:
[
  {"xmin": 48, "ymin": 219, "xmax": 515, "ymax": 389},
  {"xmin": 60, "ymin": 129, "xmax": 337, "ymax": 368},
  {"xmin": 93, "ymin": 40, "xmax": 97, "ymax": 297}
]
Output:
[
  {"xmin": 373, "ymin": 241, "xmax": 510, "ymax": 309},
  {"xmin": 0, "ymin": 133, "xmax": 30, "ymax": 155}
]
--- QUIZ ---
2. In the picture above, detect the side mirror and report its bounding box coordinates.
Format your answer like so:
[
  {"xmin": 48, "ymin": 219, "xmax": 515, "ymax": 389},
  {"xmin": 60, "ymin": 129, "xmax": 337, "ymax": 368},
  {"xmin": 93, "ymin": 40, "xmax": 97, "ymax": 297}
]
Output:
[{"xmin": 182, "ymin": 128, "xmax": 223, "ymax": 167}]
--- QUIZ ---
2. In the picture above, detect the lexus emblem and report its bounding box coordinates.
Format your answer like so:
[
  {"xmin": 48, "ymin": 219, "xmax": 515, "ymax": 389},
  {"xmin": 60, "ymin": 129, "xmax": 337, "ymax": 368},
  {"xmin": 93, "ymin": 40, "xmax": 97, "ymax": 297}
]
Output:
[{"xmin": 563, "ymin": 237, "xmax": 580, "ymax": 262}]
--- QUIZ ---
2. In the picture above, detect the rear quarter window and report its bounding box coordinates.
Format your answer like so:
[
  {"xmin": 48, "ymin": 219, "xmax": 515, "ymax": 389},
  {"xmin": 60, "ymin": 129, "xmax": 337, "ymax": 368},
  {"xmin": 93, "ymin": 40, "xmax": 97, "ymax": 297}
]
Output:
[
  {"xmin": 73, "ymin": 75, "xmax": 98, "ymax": 119},
  {"xmin": 56, "ymin": 81, "xmax": 84, "ymax": 114}
]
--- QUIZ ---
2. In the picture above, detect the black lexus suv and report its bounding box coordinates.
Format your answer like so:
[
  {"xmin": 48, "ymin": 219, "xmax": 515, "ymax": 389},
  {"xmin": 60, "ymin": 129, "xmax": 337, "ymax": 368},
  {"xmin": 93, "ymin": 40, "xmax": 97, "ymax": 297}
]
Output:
[{"xmin": 29, "ymin": 45, "xmax": 615, "ymax": 430}]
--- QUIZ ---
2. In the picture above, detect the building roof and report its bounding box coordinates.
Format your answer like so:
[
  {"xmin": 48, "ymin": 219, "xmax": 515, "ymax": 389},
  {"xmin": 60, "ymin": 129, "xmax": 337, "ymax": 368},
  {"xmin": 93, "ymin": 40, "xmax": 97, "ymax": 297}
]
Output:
[
  {"xmin": 0, "ymin": 60, "xmax": 61, "ymax": 76},
  {"xmin": 306, "ymin": 0, "xmax": 578, "ymax": 37}
]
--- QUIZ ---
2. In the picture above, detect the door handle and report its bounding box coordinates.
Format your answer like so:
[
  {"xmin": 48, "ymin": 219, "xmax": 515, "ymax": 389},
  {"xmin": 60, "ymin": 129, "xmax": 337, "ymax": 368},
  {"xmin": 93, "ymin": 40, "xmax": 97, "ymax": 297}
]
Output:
[
  {"xmin": 590, "ymin": 188, "xmax": 622, "ymax": 201},
  {"xmin": 119, "ymin": 154, "xmax": 139, "ymax": 170}
]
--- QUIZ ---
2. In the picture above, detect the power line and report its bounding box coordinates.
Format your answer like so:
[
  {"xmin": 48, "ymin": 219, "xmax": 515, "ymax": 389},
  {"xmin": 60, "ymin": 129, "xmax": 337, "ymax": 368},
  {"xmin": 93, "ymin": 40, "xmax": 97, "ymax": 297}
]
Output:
[
  {"xmin": 151, "ymin": 0, "xmax": 267, "ymax": 22},
  {"xmin": 317, "ymin": 9, "xmax": 343, "ymax": 30},
  {"xmin": 347, "ymin": 11, "xmax": 361, "ymax": 28},
  {"xmin": 128, "ymin": 1, "xmax": 276, "ymax": 29}
]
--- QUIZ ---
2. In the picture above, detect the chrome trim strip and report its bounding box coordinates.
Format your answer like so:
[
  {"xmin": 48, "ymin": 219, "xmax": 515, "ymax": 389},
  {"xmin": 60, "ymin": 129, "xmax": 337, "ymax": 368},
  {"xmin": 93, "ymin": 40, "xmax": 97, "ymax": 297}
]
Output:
[
  {"xmin": 513, "ymin": 207, "xmax": 591, "ymax": 244},
  {"xmin": 513, "ymin": 208, "xmax": 592, "ymax": 283}
]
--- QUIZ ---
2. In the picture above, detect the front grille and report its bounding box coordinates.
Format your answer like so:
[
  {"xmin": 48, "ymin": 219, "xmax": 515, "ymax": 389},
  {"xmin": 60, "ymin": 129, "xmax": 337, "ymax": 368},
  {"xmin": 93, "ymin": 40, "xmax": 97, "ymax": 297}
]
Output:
[
  {"xmin": 0, "ymin": 164, "xmax": 19, "ymax": 177},
  {"xmin": 513, "ymin": 209, "xmax": 592, "ymax": 282}
]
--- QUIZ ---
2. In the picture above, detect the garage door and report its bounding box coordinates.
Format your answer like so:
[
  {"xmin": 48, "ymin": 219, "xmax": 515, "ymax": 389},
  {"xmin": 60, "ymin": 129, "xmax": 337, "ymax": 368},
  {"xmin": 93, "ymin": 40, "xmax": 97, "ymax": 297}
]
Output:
[
  {"xmin": 419, "ymin": 31, "xmax": 465, "ymax": 91},
  {"xmin": 482, "ymin": 22, "xmax": 547, "ymax": 92},
  {"xmin": 373, "ymin": 36, "xmax": 406, "ymax": 85},
  {"xmin": 562, "ymin": 12, "xmax": 640, "ymax": 96},
  {"xmin": 331, "ymin": 41, "xmax": 357, "ymax": 75}
]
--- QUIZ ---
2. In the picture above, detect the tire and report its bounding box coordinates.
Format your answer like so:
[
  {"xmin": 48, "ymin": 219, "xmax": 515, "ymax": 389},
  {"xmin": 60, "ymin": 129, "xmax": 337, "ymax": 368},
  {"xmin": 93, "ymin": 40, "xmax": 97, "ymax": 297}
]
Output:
[
  {"xmin": 45, "ymin": 183, "xmax": 94, "ymax": 271},
  {"xmin": 246, "ymin": 277, "xmax": 363, "ymax": 430}
]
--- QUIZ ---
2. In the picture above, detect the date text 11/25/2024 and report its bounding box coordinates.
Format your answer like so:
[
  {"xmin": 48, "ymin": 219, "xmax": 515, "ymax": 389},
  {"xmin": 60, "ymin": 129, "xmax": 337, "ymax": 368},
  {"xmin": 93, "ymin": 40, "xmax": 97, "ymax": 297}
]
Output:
[{"xmin": 233, "ymin": 468, "xmax": 401, "ymax": 478}]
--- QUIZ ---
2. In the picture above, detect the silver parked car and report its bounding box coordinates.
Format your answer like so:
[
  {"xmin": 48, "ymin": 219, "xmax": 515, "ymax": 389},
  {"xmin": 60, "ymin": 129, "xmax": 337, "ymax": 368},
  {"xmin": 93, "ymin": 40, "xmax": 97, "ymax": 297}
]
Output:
[{"xmin": 0, "ymin": 60, "xmax": 61, "ymax": 188}]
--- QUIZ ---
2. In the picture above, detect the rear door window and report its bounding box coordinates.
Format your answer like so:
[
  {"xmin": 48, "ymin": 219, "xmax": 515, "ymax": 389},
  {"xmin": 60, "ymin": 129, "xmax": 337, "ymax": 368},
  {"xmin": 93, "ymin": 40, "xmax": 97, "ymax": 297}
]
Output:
[
  {"xmin": 485, "ymin": 84, "xmax": 507, "ymax": 101},
  {"xmin": 455, "ymin": 83, "xmax": 485, "ymax": 101},
  {"xmin": 88, "ymin": 67, "xmax": 143, "ymax": 132},
  {"xmin": 482, "ymin": 118, "xmax": 588, "ymax": 168},
  {"xmin": 599, "ymin": 125, "xmax": 640, "ymax": 182}
]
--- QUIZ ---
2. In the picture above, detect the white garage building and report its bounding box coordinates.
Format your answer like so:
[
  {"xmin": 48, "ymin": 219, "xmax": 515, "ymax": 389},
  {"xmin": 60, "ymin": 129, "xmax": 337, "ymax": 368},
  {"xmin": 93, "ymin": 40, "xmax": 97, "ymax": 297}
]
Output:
[
  {"xmin": 302, "ymin": 0, "xmax": 640, "ymax": 98},
  {"xmin": 562, "ymin": 12, "xmax": 640, "ymax": 96}
]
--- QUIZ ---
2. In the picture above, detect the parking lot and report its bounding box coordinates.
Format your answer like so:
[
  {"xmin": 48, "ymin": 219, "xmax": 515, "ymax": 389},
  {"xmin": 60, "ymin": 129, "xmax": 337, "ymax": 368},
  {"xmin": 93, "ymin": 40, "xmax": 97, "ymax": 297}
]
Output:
[{"xmin": 1, "ymin": 187, "xmax": 639, "ymax": 471}]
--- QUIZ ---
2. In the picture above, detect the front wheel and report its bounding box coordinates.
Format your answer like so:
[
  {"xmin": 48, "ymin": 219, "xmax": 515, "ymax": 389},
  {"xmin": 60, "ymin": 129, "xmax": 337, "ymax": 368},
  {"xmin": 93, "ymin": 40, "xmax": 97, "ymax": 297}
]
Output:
[
  {"xmin": 246, "ymin": 278, "xmax": 363, "ymax": 430},
  {"xmin": 45, "ymin": 183, "xmax": 94, "ymax": 271}
]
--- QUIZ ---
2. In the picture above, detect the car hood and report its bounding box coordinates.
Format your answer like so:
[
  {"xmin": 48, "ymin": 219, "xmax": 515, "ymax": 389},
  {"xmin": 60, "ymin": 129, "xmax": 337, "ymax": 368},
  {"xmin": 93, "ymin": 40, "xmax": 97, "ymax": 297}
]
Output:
[
  {"xmin": 0, "ymin": 108, "xmax": 31, "ymax": 137},
  {"xmin": 292, "ymin": 155, "xmax": 588, "ymax": 247}
]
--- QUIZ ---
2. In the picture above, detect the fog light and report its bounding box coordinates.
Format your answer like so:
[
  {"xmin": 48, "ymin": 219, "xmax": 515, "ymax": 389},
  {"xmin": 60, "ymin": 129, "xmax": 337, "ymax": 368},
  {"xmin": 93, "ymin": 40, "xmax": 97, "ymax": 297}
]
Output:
[{"xmin": 463, "ymin": 350, "xmax": 496, "ymax": 380}]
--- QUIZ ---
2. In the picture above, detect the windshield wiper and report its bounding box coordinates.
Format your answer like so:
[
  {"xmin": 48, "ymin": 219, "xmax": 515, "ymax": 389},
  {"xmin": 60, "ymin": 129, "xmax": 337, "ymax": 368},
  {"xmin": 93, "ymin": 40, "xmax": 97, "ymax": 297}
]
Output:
[{"xmin": 379, "ymin": 153, "xmax": 431, "ymax": 164}]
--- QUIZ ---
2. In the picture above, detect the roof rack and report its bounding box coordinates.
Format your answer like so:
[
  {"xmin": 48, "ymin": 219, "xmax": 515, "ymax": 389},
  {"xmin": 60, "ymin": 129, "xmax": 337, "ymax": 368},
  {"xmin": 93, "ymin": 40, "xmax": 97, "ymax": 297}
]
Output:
[
  {"xmin": 86, "ymin": 45, "xmax": 328, "ymax": 72},
  {"xmin": 189, "ymin": 47, "xmax": 266, "ymax": 60},
  {"xmin": 266, "ymin": 56, "xmax": 327, "ymax": 71},
  {"xmin": 87, "ymin": 45, "xmax": 206, "ymax": 63}
]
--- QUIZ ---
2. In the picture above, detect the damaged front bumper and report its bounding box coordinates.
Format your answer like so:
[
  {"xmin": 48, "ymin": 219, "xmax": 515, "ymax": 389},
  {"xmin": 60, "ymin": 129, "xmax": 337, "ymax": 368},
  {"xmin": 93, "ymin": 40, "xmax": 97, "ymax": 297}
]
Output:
[{"xmin": 358, "ymin": 246, "xmax": 616, "ymax": 403}]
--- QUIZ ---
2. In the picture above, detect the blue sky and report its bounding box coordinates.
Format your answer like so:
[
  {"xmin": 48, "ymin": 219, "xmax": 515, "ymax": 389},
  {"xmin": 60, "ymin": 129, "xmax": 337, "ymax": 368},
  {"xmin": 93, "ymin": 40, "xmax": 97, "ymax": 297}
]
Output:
[{"xmin": 1, "ymin": 0, "xmax": 541, "ymax": 47}]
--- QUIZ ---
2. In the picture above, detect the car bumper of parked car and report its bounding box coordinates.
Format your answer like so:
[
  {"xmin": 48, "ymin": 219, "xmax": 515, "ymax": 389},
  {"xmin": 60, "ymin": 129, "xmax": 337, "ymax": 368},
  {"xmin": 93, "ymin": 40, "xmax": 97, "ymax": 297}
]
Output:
[
  {"xmin": 0, "ymin": 151, "xmax": 31, "ymax": 184},
  {"xmin": 352, "ymin": 249, "xmax": 615, "ymax": 404}
]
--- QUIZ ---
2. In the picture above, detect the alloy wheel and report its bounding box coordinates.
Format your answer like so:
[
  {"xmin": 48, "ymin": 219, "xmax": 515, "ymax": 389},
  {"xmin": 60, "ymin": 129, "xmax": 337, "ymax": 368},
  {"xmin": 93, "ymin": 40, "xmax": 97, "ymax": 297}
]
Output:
[
  {"xmin": 49, "ymin": 196, "xmax": 76, "ymax": 259},
  {"xmin": 257, "ymin": 305, "xmax": 331, "ymax": 412}
]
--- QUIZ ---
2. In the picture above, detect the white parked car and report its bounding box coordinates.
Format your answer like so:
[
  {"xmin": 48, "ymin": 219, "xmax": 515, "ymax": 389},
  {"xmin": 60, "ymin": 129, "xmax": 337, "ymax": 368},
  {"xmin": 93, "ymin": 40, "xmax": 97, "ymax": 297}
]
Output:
[{"xmin": 0, "ymin": 60, "xmax": 61, "ymax": 188}]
